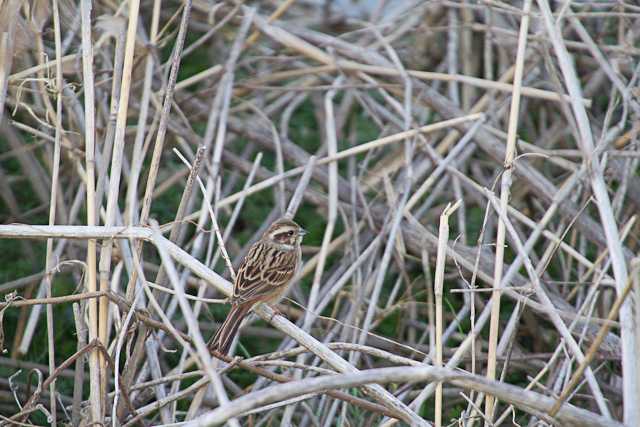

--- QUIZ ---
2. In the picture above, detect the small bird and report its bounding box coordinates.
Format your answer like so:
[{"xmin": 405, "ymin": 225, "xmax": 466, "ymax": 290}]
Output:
[{"xmin": 208, "ymin": 217, "xmax": 307, "ymax": 355}]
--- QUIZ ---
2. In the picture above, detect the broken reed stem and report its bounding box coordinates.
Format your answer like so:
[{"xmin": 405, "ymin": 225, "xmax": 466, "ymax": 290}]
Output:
[{"xmin": 434, "ymin": 200, "xmax": 461, "ymax": 427}]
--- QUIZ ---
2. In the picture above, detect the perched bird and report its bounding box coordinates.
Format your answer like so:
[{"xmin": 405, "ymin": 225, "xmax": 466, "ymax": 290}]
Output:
[{"xmin": 208, "ymin": 217, "xmax": 306, "ymax": 355}]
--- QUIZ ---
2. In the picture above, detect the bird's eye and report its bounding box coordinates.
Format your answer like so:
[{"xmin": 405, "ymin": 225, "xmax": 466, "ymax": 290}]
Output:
[{"xmin": 287, "ymin": 230, "xmax": 294, "ymax": 236}]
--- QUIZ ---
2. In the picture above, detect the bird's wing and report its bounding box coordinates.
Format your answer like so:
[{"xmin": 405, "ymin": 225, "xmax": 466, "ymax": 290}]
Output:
[{"xmin": 233, "ymin": 242, "xmax": 296, "ymax": 303}]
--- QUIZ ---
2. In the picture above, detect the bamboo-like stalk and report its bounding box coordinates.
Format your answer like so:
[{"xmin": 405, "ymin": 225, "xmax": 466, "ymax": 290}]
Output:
[
  {"xmin": 125, "ymin": 0, "xmax": 161, "ymax": 228},
  {"xmin": 485, "ymin": 1, "xmax": 531, "ymax": 422},
  {"xmin": 71, "ymin": 302, "xmax": 87, "ymax": 425},
  {"xmin": 95, "ymin": 0, "xmax": 143, "ymax": 414},
  {"xmin": 42, "ymin": 1, "xmax": 64, "ymax": 423},
  {"xmin": 79, "ymin": 0, "xmax": 101, "ymax": 421}
]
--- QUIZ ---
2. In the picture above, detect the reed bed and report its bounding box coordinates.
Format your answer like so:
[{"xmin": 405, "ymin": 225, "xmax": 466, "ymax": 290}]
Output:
[{"xmin": 0, "ymin": 0, "xmax": 639, "ymax": 426}]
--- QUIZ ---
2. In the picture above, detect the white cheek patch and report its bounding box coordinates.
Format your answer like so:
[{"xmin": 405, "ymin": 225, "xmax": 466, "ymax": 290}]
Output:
[{"xmin": 277, "ymin": 243, "xmax": 295, "ymax": 251}]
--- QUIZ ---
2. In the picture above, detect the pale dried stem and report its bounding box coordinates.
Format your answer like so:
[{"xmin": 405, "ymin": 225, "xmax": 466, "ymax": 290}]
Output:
[
  {"xmin": 433, "ymin": 200, "xmax": 461, "ymax": 427},
  {"xmin": 485, "ymin": 1, "xmax": 531, "ymax": 421},
  {"xmin": 41, "ymin": 0, "xmax": 64, "ymax": 423},
  {"xmin": 191, "ymin": 365, "xmax": 621, "ymax": 427},
  {"xmin": 284, "ymin": 156, "xmax": 317, "ymax": 219},
  {"xmin": 77, "ymin": 0, "xmax": 101, "ymax": 420}
]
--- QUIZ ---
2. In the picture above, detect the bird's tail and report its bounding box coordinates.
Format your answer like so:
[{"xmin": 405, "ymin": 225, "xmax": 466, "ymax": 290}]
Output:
[{"xmin": 208, "ymin": 303, "xmax": 252, "ymax": 356}]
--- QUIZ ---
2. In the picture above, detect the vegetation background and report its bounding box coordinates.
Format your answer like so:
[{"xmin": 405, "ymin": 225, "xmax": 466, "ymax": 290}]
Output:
[{"xmin": 0, "ymin": 0, "xmax": 638, "ymax": 426}]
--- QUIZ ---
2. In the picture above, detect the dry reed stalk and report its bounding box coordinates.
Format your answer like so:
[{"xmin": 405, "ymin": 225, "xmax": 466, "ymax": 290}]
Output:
[
  {"xmin": 485, "ymin": 1, "xmax": 531, "ymax": 421},
  {"xmin": 41, "ymin": 0, "xmax": 65, "ymax": 423},
  {"xmin": 77, "ymin": 0, "xmax": 101, "ymax": 421},
  {"xmin": 433, "ymin": 201, "xmax": 460, "ymax": 427}
]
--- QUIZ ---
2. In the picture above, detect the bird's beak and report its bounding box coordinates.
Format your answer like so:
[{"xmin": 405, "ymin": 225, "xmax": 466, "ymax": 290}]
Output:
[{"xmin": 298, "ymin": 228, "xmax": 308, "ymax": 236}]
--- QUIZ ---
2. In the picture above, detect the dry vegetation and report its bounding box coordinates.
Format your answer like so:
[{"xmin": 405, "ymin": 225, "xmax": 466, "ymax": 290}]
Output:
[{"xmin": 0, "ymin": 0, "xmax": 639, "ymax": 426}]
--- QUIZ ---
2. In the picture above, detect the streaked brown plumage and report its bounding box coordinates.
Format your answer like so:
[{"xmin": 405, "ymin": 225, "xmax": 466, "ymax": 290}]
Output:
[{"xmin": 208, "ymin": 217, "xmax": 306, "ymax": 355}]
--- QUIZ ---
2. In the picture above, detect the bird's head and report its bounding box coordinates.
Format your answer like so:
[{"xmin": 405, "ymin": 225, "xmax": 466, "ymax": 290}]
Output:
[{"xmin": 264, "ymin": 218, "xmax": 307, "ymax": 246}]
